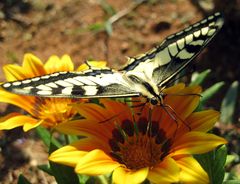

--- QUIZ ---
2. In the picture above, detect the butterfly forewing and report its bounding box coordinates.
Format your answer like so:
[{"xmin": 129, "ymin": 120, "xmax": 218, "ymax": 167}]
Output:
[
  {"xmin": 121, "ymin": 12, "xmax": 224, "ymax": 87},
  {"xmin": 1, "ymin": 13, "xmax": 223, "ymax": 100},
  {"xmin": 1, "ymin": 69, "xmax": 140, "ymax": 98}
]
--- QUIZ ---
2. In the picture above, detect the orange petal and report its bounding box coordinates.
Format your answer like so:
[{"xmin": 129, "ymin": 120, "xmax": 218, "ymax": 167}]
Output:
[
  {"xmin": 170, "ymin": 131, "xmax": 227, "ymax": 156},
  {"xmin": 112, "ymin": 167, "xmax": 149, "ymax": 184},
  {"xmin": 49, "ymin": 144, "xmax": 88, "ymax": 167},
  {"xmin": 186, "ymin": 110, "xmax": 220, "ymax": 132},
  {"xmin": 0, "ymin": 114, "xmax": 39, "ymax": 131},
  {"xmin": 55, "ymin": 119, "xmax": 113, "ymax": 142},
  {"xmin": 0, "ymin": 90, "xmax": 35, "ymax": 114},
  {"xmin": 165, "ymin": 85, "xmax": 201, "ymax": 119},
  {"xmin": 163, "ymin": 83, "xmax": 186, "ymax": 94},
  {"xmin": 77, "ymin": 61, "xmax": 108, "ymax": 71},
  {"xmin": 75, "ymin": 149, "xmax": 120, "ymax": 175},
  {"xmin": 148, "ymin": 157, "xmax": 180, "ymax": 184},
  {"xmin": 176, "ymin": 156, "xmax": 209, "ymax": 184},
  {"xmin": 22, "ymin": 53, "xmax": 45, "ymax": 77}
]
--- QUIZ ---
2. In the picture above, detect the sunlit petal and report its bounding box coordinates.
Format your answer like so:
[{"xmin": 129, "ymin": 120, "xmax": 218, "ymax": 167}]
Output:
[
  {"xmin": 177, "ymin": 156, "xmax": 209, "ymax": 184},
  {"xmin": 186, "ymin": 110, "xmax": 220, "ymax": 132},
  {"xmin": 22, "ymin": 53, "xmax": 45, "ymax": 77},
  {"xmin": 170, "ymin": 131, "xmax": 227, "ymax": 156},
  {"xmin": 0, "ymin": 90, "xmax": 35, "ymax": 114},
  {"xmin": 77, "ymin": 61, "xmax": 108, "ymax": 71},
  {"xmin": 148, "ymin": 157, "xmax": 180, "ymax": 184},
  {"xmin": 112, "ymin": 166, "xmax": 149, "ymax": 184},
  {"xmin": 0, "ymin": 114, "xmax": 39, "ymax": 131},
  {"xmin": 75, "ymin": 149, "xmax": 120, "ymax": 175}
]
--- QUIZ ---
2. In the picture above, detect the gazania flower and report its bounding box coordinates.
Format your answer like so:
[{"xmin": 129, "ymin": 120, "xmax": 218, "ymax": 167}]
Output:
[
  {"xmin": 0, "ymin": 53, "xmax": 106, "ymax": 131},
  {"xmin": 49, "ymin": 84, "xmax": 227, "ymax": 184}
]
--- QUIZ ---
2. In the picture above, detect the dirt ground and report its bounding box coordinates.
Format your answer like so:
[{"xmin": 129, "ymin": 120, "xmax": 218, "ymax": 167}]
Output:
[{"xmin": 0, "ymin": 0, "xmax": 239, "ymax": 183}]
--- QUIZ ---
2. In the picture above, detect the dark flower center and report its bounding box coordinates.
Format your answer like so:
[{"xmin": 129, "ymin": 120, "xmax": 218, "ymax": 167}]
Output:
[{"xmin": 109, "ymin": 118, "xmax": 172, "ymax": 170}]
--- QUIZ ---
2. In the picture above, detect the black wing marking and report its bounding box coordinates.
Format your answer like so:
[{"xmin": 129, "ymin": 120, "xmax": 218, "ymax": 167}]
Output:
[
  {"xmin": 1, "ymin": 69, "xmax": 140, "ymax": 98},
  {"xmin": 121, "ymin": 12, "xmax": 224, "ymax": 87}
]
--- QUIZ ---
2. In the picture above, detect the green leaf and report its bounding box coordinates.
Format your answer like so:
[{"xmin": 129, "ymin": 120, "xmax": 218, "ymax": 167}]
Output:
[
  {"xmin": 105, "ymin": 20, "xmax": 113, "ymax": 35},
  {"xmin": 17, "ymin": 174, "xmax": 31, "ymax": 184},
  {"xmin": 38, "ymin": 164, "xmax": 53, "ymax": 175},
  {"xmin": 99, "ymin": 0, "xmax": 116, "ymax": 16},
  {"xmin": 36, "ymin": 126, "xmax": 61, "ymax": 148},
  {"xmin": 220, "ymin": 81, "xmax": 239, "ymax": 123},
  {"xmin": 49, "ymin": 142, "xmax": 80, "ymax": 184},
  {"xmin": 201, "ymin": 81, "xmax": 225, "ymax": 105},
  {"xmin": 223, "ymin": 180, "xmax": 240, "ymax": 184},
  {"xmin": 190, "ymin": 69, "xmax": 211, "ymax": 86},
  {"xmin": 194, "ymin": 145, "xmax": 227, "ymax": 184}
]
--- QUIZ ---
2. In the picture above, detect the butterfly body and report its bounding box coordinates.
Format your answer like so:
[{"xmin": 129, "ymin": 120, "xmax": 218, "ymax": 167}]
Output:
[{"xmin": 1, "ymin": 12, "xmax": 224, "ymax": 105}]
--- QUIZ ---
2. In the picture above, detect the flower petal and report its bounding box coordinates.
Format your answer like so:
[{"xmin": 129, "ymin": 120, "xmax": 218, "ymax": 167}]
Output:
[
  {"xmin": 176, "ymin": 156, "xmax": 209, "ymax": 184},
  {"xmin": 49, "ymin": 144, "xmax": 88, "ymax": 167},
  {"xmin": 170, "ymin": 131, "xmax": 227, "ymax": 156},
  {"xmin": 3, "ymin": 64, "xmax": 27, "ymax": 81},
  {"xmin": 0, "ymin": 114, "xmax": 39, "ymax": 131},
  {"xmin": 44, "ymin": 55, "xmax": 74, "ymax": 73},
  {"xmin": 77, "ymin": 61, "xmax": 108, "ymax": 71},
  {"xmin": 22, "ymin": 53, "xmax": 45, "ymax": 77},
  {"xmin": 0, "ymin": 90, "xmax": 35, "ymax": 114},
  {"xmin": 75, "ymin": 149, "xmax": 120, "ymax": 175},
  {"xmin": 112, "ymin": 166, "xmax": 149, "ymax": 184},
  {"xmin": 186, "ymin": 110, "xmax": 220, "ymax": 132},
  {"xmin": 55, "ymin": 119, "xmax": 113, "ymax": 142},
  {"xmin": 148, "ymin": 157, "xmax": 180, "ymax": 184}
]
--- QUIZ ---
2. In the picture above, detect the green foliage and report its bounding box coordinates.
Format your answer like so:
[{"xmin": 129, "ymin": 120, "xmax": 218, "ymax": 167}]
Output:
[
  {"xmin": 17, "ymin": 174, "xmax": 31, "ymax": 184},
  {"xmin": 220, "ymin": 81, "xmax": 239, "ymax": 124},
  {"xmin": 195, "ymin": 145, "xmax": 227, "ymax": 184},
  {"xmin": 36, "ymin": 126, "xmax": 61, "ymax": 148},
  {"xmin": 190, "ymin": 69, "xmax": 211, "ymax": 86}
]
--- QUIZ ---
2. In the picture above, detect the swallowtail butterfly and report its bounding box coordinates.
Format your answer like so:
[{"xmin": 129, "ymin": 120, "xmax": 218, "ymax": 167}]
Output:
[{"xmin": 1, "ymin": 12, "xmax": 224, "ymax": 105}]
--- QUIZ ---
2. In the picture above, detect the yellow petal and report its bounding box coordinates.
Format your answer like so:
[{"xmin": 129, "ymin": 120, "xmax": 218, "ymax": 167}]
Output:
[
  {"xmin": 77, "ymin": 61, "xmax": 108, "ymax": 71},
  {"xmin": 170, "ymin": 131, "xmax": 227, "ymax": 156},
  {"xmin": 49, "ymin": 144, "xmax": 88, "ymax": 167},
  {"xmin": 186, "ymin": 110, "xmax": 220, "ymax": 132},
  {"xmin": 23, "ymin": 119, "xmax": 43, "ymax": 131},
  {"xmin": 177, "ymin": 156, "xmax": 209, "ymax": 184},
  {"xmin": 59, "ymin": 55, "xmax": 74, "ymax": 71},
  {"xmin": 44, "ymin": 55, "xmax": 74, "ymax": 73},
  {"xmin": 148, "ymin": 157, "xmax": 180, "ymax": 184},
  {"xmin": 22, "ymin": 53, "xmax": 45, "ymax": 77},
  {"xmin": 75, "ymin": 149, "xmax": 120, "ymax": 175},
  {"xmin": 3, "ymin": 64, "xmax": 27, "ymax": 81},
  {"xmin": 0, "ymin": 114, "xmax": 39, "ymax": 131},
  {"xmin": 112, "ymin": 167, "xmax": 149, "ymax": 184},
  {"xmin": 0, "ymin": 90, "xmax": 35, "ymax": 114}
]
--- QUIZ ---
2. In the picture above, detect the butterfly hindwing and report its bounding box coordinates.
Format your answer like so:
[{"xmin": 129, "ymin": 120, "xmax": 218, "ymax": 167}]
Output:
[
  {"xmin": 121, "ymin": 12, "xmax": 224, "ymax": 87},
  {"xmin": 1, "ymin": 69, "xmax": 140, "ymax": 98}
]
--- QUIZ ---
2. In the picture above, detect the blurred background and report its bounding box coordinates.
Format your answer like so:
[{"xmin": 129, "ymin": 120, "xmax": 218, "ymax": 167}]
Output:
[{"xmin": 0, "ymin": 0, "xmax": 239, "ymax": 183}]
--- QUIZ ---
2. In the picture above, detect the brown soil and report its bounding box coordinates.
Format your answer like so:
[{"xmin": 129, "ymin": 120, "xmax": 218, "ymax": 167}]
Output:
[{"xmin": 0, "ymin": 0, "xmax": 239, "ymax": 183}]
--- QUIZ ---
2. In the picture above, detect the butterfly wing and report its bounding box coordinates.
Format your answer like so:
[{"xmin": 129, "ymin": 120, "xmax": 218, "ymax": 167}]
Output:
[
  {"xmin": 1, "ymin": 69, "xmax": 140, "ymax": 98},
  {"xmin": 121, "ymin": 12, "xmax": 224, "ymax": 87}
]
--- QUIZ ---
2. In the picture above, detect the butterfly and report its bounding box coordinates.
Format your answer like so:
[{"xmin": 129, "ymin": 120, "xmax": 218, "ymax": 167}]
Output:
[{"xmin": 1, "ymin": 12, "xmax": 224, "ymax": 106}]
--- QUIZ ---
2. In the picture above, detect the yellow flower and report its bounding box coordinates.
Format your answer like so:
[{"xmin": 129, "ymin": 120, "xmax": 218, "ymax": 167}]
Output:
[
  {"xmin": 49, "ymin": 84, "xmax": 227, "ymax": 184},
  {"xmin": 0, "ymin": 53, "xmax": 93, "ymax": 131}
]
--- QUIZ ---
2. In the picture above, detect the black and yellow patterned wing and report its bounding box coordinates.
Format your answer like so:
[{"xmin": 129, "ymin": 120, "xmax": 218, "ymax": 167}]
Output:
[{"xmin": 121, "ymin": 12, "xmax": 224, "ymax": 87}]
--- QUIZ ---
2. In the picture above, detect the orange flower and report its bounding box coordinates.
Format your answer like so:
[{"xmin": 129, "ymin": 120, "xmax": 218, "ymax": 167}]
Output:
[
  {"xmin": 0, "ymin": 53, "xmax": 105, "ymax": 131},
  {"xmin": 49, "ymin": 84, "xmax": 227, "ymax": 184}
]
